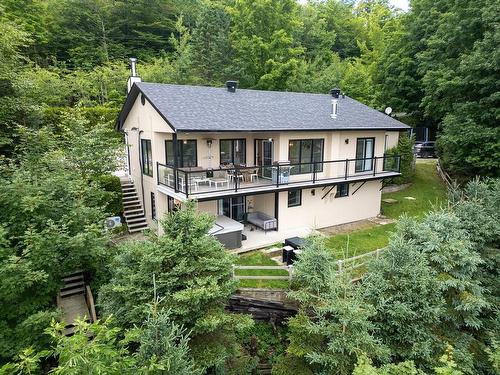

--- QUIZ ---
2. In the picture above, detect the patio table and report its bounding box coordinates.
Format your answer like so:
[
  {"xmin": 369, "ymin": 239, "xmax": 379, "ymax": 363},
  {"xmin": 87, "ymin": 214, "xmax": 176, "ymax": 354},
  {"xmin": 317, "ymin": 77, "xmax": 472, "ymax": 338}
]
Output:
[{"xmin": 209, "ymin": 178, "xmax": 228, "ymax": 189}]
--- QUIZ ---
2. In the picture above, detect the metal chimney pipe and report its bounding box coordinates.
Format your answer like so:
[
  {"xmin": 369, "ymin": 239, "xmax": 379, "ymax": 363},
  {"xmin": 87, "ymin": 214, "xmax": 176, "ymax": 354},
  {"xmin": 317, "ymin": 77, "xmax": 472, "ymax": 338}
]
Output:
[
  {"xmin": 130, "ymin": 58, "xmax": 137, "ymax": 77},
  {"xmin": 330, "ymin": 88, "xmax": 341, "ymax": 119}
]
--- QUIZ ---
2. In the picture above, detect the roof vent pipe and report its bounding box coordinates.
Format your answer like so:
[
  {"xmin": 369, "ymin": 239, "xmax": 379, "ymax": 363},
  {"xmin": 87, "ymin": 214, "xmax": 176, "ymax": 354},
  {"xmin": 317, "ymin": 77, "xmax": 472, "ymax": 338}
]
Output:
[
  {"xmin": 330, "ymin": 88, "xmax": 341, "ymax": 119},
  {"xmin": 226, "ymin": 80, "xmax": 238, "ymax": 92},
  {"xmin": 127, "ymin": 57, "xmax": 142, "ymax": 93}
]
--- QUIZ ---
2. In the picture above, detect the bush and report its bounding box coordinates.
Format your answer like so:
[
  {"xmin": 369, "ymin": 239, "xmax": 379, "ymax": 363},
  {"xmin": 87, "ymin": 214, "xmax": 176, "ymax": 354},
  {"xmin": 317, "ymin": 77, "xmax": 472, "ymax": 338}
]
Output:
[
  {"xmin": 385, "ymin": 133, "xmax": 415, "ymax": 185},
  {"xmin": 93, "ymin": 174, "xmax": 123, "ymax": 216}
]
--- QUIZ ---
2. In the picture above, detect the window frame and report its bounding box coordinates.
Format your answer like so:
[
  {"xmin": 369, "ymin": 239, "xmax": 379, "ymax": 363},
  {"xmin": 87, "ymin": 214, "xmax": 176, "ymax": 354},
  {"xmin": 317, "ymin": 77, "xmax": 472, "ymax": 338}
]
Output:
[
  {"xmin": 288, "ymin": 139, "xmax": 324, "ymax": 175},
  {"xmin": 288, "ymin": 189, "xmax": 302, "ymax": 207},
  {"xmin": 141, "ymin": 139, "xmax": 153, "ymax": 177},
  {"xmin": 151, "ymin": 192, "xmax": 156, "ymax": 220},
  {"xmin": 219, "ymin": 139, "xmax": 246, "ymax": 165},
  {"xmin": 335, "ymin": 183, "xmax": 349, "ymax": 198},
  {"xmin": 355, "ymin": 137, "xmax": 375, "ymax": 173},
  {"xmin": 165, "ymin": 139, "xmax": 198, "ymax": 167}
]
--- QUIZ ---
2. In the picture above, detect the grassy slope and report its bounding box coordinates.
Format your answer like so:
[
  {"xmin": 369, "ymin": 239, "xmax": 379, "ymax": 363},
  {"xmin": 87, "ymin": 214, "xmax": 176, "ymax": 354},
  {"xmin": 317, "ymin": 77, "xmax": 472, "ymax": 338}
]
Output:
[{"xmin": 325, "ymin": 160, "xmax": 447, "ymax": 257}]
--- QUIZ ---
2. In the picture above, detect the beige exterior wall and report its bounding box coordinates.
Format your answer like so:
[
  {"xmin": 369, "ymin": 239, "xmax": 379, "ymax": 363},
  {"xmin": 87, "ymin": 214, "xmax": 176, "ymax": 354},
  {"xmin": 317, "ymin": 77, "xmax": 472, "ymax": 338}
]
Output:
[
  {"xmin": 277, "ymin": 181, "xmax": 382, "ymax": 230},
  {"xmin": 120, "ymin": 94, "xmax": 400, "ymax": 235}
]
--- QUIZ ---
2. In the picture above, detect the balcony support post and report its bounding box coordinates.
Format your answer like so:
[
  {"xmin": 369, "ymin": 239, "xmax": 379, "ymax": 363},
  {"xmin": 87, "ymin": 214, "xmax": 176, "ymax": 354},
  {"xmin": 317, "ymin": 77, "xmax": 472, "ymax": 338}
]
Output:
[
  {"xmin": 276, "ymin": 165, "xmax": 280, "ymax": 187},
  {"xmin": 172, "ymin": 133, "xmax": 179, "ymax": 193}
]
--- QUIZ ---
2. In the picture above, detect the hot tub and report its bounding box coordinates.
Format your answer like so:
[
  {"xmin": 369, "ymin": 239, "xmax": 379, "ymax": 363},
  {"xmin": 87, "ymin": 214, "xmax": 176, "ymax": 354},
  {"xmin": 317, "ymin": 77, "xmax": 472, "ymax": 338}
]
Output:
[{"xmin": 209, "ymin": 215, "xmax": 244, "ymax": 249}]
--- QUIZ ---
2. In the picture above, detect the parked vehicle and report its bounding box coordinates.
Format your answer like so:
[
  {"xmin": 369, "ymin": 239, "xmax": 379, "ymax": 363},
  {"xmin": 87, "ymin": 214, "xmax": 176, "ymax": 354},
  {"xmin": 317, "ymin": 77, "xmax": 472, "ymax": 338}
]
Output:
[{"xmin": 414, "ymin": 141, "xmax": 436, "ymax": 158}]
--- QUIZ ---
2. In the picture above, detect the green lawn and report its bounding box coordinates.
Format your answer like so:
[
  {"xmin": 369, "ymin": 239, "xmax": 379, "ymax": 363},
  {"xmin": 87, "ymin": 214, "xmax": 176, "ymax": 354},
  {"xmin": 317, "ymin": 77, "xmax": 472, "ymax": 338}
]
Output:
[
  {"xmin": 234, "ymin": 160, "xmax": 447, "ymax": 288},
  {"xmin": 234, "ymin": 251, "xmax": 290, "ymax": 289},
  {"xmin": 325, "ymin": 223, "xmax": 396, "ymax": 259},
  {"xmin": 325, "ymin": 160, "xmax": 447, "ymax": 257},
  {"xmin": 381, "ymin": 159, "xmax": 447, "ymax": 219}
]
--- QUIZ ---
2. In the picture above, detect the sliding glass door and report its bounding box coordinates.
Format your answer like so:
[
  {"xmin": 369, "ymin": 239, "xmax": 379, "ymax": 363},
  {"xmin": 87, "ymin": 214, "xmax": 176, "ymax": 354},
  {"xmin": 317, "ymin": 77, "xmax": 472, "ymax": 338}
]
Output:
[
  {"xmin": 355, "ymin": 138, "xmax": 375, "ymax": 172},
  {"xmin": 255, "ymin": 139, "xmax": 273, "ymax": 178},
  {"xmin": 218, "ymin": 196, "xmax": 246, "ymax": 222}
]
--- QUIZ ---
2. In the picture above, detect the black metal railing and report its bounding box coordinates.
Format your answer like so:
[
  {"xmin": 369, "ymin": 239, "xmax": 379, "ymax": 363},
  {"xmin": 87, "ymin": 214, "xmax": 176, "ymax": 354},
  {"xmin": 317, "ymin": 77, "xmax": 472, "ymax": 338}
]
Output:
[{"xmin": 157, "ymin": 155, "xmax": 400, "ymax": 197}]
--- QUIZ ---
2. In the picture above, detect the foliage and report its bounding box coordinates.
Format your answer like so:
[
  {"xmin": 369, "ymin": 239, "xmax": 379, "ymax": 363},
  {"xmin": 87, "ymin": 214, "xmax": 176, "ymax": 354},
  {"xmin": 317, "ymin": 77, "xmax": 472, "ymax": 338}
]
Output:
[
  {"xmin": 287, "ymin": 236, "xmax": 387, "ymax": 374},
  {"xmin": 93, "ymin": 174, "xmax": 123, "ymax": 216},
  {"xmin": 0, "ymin": 122, "xmax": 120, "ymax": 360},
  {"xmin": 363, "ymin": 228, "xmax": 445, "ymax": 369},
  {"xmin": 385, "ymin": 133, "xmax": 415, "ymax": 185},
  {"xmin": 2, "ymin": 309, "xmax": 197, "ymax": 375},
  {"xmin": 98, "ymin": 201, "xmax": 253, "ymax": 371}
]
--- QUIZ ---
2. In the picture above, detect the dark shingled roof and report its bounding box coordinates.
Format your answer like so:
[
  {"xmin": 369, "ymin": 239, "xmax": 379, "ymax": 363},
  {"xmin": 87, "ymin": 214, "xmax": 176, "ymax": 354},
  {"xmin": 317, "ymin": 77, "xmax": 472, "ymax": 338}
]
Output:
[{"xmin": 117, "ymin": 82, "xmax": 410, "ymax": 132}]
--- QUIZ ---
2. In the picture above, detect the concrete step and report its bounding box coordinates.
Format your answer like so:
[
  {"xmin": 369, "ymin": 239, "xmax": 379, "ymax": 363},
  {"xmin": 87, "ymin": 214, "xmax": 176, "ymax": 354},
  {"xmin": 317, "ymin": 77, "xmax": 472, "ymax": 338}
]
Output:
[
  {"xmin": 121, "ymin": 183, "xmax": 134, "ymax": 188},
  {"xmin": 122, "ymin": 192, "xmax": 137, "ymax": 198}
]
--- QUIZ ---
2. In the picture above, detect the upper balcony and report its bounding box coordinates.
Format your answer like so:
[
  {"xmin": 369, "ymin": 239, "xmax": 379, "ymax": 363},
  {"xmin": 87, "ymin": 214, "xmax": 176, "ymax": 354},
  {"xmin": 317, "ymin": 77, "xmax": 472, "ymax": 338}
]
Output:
[{"xmin": 157, "ymin": 155, "xmax": 401, "ymax": 200}]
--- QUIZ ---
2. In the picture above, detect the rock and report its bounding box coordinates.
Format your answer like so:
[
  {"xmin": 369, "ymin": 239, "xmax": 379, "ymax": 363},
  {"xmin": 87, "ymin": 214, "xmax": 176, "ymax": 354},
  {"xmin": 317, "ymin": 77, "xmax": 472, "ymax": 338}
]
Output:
[{"xmin": 382, "ymin": 198, "xmax": 398, "ymax": 204}]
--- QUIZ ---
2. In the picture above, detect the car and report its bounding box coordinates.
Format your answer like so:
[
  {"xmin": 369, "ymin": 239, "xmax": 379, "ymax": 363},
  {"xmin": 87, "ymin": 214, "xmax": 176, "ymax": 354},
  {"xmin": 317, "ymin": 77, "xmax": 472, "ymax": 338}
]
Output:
[{"xmin": 413, "ymin": 141, "xmax": 436, "ymax": 158}]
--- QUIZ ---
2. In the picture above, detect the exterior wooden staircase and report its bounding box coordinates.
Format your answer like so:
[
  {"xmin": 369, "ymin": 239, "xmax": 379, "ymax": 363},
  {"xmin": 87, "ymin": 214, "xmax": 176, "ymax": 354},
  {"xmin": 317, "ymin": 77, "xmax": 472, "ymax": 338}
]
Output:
[
  {"xmin": 56, "ymin": 271, "xmax": 96, "ymax": 336},
  {"xmin": 121, "ymin": 178, "xmax": 149, "ymax": 233}
]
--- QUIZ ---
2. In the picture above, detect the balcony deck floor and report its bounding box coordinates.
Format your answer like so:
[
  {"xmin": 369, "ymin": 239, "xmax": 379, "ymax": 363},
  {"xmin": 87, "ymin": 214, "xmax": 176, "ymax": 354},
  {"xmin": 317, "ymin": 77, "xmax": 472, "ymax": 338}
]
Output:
[{"xmin": 158, "ymin": 171, "xmax": 399, "ymax": 200}]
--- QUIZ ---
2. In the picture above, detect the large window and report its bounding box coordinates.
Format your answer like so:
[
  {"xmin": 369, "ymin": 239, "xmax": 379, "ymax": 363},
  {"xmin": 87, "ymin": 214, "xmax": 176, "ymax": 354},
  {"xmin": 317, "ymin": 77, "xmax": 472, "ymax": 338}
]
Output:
[
  {"xmin": 165, "ymin": 140, "xmax": 197, "ymax": 167},
  {"xmin": 141, "ymin": 139, "xmax": 153, "ymax": 176},
  {"xmin": 220, "ymin": 139, "xmax": 246, "ymax": 165},
  {"xmin": 355, "ymin": 138, "xmax": 375, "ymax": 172},
  {"xmin": 288, "ymin": 189, "xmax": 302, "ymax": 207},
  {"xmin": 288, "ymin": 139, "xmax": 324, "ymax": 175}
]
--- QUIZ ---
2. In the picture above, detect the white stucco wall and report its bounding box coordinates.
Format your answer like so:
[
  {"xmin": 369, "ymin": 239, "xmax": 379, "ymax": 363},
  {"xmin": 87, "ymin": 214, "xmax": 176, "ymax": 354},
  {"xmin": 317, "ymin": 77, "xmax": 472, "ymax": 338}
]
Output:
[{"xmin": 120, "ymin": 92, "xmax": 400, "ymax": 234}]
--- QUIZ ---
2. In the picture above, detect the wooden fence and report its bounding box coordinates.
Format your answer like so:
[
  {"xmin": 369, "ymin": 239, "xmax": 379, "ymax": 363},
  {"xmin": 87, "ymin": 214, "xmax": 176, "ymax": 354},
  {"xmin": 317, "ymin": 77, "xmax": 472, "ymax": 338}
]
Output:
[
  {"xmin": 436, "ymin": 160, "xmax": 453, "ymax": 189},
  {"xmin": 232, "ymin": 265, "xmax": 294, "ymax": 281},
  {"xmin": 232, "ymin": 247, "xmax": 386, "ymax": 282}
]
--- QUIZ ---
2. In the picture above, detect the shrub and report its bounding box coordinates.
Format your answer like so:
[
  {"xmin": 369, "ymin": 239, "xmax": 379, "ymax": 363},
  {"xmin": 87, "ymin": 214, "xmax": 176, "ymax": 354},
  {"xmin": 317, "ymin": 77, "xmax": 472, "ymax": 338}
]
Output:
[
  {"xmin": 385, "ymin": 133, "xmax": 415, "ymax": 185},
  {"xmin": 93, "ymin": 174, "xmax": 123, "ymax": 216}
]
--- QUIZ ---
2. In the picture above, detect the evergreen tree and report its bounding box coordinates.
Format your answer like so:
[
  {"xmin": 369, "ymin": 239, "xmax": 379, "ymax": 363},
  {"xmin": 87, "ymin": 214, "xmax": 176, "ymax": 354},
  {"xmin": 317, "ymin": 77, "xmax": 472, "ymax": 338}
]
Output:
[
  {"xmin": 286, "ymin": 237, "xmax": 387, "ymax": 374},
  {"xmin": 191, "ymin": 4, "xmax": 233, "ymax": 84},
  {"xmin": 98, "ymin": 201, "xmax": 253, "ymax": 371}
]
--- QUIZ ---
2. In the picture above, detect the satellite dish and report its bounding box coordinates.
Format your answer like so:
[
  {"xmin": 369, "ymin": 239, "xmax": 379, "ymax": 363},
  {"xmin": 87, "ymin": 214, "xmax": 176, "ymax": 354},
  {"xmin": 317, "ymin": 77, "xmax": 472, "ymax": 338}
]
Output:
[{"xmin": 384, "ymin": 107, "xmax": 393, "ymax": 115}]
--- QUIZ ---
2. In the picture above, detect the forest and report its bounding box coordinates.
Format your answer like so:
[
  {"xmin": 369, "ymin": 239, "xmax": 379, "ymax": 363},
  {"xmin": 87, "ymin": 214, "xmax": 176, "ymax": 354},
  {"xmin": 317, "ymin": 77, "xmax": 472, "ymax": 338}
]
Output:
[{"xmin": 0, "ymin": 0, "xmax": 498, "ymax": 374}]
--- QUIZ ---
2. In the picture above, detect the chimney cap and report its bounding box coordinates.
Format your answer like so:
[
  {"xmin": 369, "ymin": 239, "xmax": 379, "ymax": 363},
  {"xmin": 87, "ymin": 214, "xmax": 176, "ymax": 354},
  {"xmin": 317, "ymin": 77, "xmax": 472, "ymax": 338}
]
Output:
[
  {"xmin": 330, "ymin": 88, "xmax": 341, "ymax": 98},
  {"xmin": 226, "ymin": 80, "xmax": 238, "ymax": 92}
]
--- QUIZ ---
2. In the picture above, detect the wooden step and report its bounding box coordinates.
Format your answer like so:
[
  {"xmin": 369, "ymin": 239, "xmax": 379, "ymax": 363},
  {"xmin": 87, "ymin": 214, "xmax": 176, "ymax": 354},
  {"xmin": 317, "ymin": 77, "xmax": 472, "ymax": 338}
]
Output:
[
  {"xmin": 128, "ymin": 221, "xmax": 148, "ymax": 228},
  {"xmin": 123, "ymin": 199, "xmax": 141, "ymax": 206},
  {"xmin": 63, "ymin": 274, "xmax": 84, "ymax": 283},
  {"xmin": 124, "ymin": 208, "xmax": 144, "ymax": 215},
  {"xmin": 63, "ymin": 270, "xmax": 84, "ymax": 278},
  {"xmin": 61, "ymin": 281, "xmax": 85, "ymax": 291},
  {"xmin": 129, "ymin": 225, "xmax": 149, "ymax": 233},
  {"xmin": 125, "ymin": 216, "xmax": 147, "ymax": 223},
  {"xmin": 60, "ymin": 287, "xmax": 85, "ymax": 298},
  {"xmin": 122, "ymin": 193, "xmax": 137, "ymax": 198}
]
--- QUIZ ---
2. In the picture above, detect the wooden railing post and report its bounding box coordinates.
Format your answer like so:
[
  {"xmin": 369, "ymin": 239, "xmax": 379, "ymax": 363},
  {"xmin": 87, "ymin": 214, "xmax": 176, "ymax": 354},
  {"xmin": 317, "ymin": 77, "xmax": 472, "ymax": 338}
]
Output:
[
  {"xmin": 344, "ymin": 159, "xmax": 348, "ymax": 180},
  {"xmin": 373, "ymin": 157, "xmax": 377, "ymax": 176}
]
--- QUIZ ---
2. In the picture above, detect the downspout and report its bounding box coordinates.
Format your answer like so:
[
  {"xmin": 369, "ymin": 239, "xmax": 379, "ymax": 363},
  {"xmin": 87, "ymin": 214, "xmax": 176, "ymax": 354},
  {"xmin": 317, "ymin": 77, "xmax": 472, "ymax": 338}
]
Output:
[{"xmin": 138, "ymin": 130, "xmax": 145, "ymax": 211}]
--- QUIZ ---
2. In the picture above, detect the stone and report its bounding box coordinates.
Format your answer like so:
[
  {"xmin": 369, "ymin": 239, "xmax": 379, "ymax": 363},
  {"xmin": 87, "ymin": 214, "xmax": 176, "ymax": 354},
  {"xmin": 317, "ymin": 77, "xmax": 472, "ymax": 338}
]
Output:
[{"xmin": 382, "ymin": 198, "xmax": 398, "ymax": 204}]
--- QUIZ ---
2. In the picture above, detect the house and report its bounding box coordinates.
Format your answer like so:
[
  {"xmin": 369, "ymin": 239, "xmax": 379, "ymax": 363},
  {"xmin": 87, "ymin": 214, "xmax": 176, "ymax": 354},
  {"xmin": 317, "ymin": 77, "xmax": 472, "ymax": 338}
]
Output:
[{"xmin": 116, "ymin": 60, "xmax": 409, "ymax": 249}]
